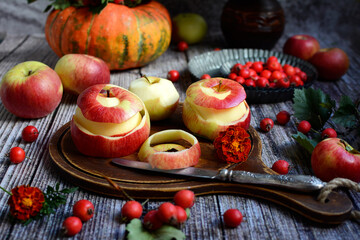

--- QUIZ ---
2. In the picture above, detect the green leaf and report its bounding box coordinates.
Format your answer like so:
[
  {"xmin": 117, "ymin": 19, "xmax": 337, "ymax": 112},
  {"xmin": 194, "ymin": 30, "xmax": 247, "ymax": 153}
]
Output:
[
  {"xmin": 89, "ymin": 0, "xmax": 109, "ymax": 14},
  {"xmin": 332, "ymin": 95, "xmax": 358, "ymax": 128},
  {"xmin": 126, "ymin": 219, "xmax": 154, "ymax": 240},
  {"xmin": 60, "ymin": 187, "xmax": 78, "ymax": 193},
  {"xmin": 292, "ymin": 131, "xmax": 319, "ymax": 154},
  {"xmin": 154, "ymin": 225, "xmax": 186, "ymax": 240},
  {"xmin": 293, "ymin": 88, "xmax": 336, "ymax": 130}
]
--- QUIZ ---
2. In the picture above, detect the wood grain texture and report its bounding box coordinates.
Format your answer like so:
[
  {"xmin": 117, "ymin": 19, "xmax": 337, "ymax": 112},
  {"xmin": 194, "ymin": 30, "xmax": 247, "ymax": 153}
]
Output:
[{"xmin": 0, "ymin": 0, "xmax": 360, "ymax": 239}]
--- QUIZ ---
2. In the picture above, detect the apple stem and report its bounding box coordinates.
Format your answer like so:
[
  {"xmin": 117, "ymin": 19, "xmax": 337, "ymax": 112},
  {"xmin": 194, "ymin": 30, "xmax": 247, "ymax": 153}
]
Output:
[
  {"xmin": 27, "ymin": 70, "xmax": 33, "ymax": 76},
  {"xmin": 340, "ymin": 139, "xmax": 360, "ymax": 154},
  {"xmin": 143, "ymin": 75, "xmax": 151, "ymax": 84},
  {"xmin": 218, "ymin": 80, "xmax": 223, "ymax": 92},
  {"xmin": 106, "ymin": 89, "xmax": 110, "ymax": 98}
]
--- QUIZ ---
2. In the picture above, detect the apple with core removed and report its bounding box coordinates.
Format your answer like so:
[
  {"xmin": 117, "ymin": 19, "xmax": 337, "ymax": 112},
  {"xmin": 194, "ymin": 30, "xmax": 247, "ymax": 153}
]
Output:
[
  {"xmin": 129, "ymin": 76, "xmax": 179, "ymax": 121},
  {"xmin": 71, "ymin": 84, "xmax": 150, "ymax": 158},
  {"xmin": 0, "ymin": 61, "xmax": 63, "ymax": 119},
  {"xmin": 311, "ymin": 138, "xmax": 360, "ymax": 182},
  {"xmin": 283, "ymin": 34, "xmax": 320, "ymax": 60},
  {"xmin": 182, "ymin": 78, "xmax": 251, "ymax": 140},
  {"xmin": 55, "ymin": 54, "xmax": 110, "ymax": 95},
  {"xmin": 138, "ymin": 129, "xmax": 201, "ymax": 169},
  {"xmin": 309, "ymin": 48, "xmax": 350, "ymax": 81}
]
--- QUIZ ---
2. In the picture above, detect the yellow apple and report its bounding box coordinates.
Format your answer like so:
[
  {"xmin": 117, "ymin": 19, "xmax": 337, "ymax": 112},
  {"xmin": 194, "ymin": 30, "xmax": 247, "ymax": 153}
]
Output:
[
  {"xmin": 138, "ymin": 129, "xmax": 201, "ymax": 169},
  {"xmin": 182, "ymin": 78, "xmax": 251, "ymax": 140},
  {"xmin": 129, "ymin": 76, "xmax": 179, "ymax": 121},
  {"xmin": 71, "ymin": 84, "xmax": 150, "ymax": 157}
]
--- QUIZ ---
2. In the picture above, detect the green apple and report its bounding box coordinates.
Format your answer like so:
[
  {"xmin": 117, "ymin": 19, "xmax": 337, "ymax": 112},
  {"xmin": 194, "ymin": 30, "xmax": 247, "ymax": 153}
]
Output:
[
  {"xmin": 129, "ymin": 76, "xmax": 180, "ymax": 121},
  {"xmin": 172, "ymin": 13, "xmax": 207, "ymax": 44}
]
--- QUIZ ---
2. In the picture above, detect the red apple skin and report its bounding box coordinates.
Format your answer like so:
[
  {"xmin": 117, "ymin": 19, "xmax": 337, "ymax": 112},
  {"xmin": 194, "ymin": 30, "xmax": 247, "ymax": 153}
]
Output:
[
  {"xmin": 186, "ymin": 78, "xmax": 246, "ymax": 109},
  {"xmin": 311, "ymin": 138, "xmax": 360, "ymax": 182},
  {"xmin": 55, "ymin": 54, "xmax": 110, "ymax": 95},
  {"xmin": 77, "ymin": 84, "xmax": 143, "ymax": 123},
  {"xmin": 283, "ymin": 34, "xmax": 320, "ymax": 60},
  {"xmin": 145, "ymin": 142, "xmax": 201, "ymax": 170},
  {"xmin": 309, "ymin": 48, "xmax": 350, "ymax": 81},
  {"xmin": 0, "ymin": 61, "xmax": 63, "ymax": 119},
  {"xmin": 70, "ymin": 117, "xmax": 150, "ymax": 158}
]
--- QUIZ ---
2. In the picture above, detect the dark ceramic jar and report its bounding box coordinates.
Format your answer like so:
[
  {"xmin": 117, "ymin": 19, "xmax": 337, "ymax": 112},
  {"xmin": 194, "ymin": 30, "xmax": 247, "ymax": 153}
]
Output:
[{"xmin": 221, "ymin": 0, "xmax": 285, "ymax": 49}]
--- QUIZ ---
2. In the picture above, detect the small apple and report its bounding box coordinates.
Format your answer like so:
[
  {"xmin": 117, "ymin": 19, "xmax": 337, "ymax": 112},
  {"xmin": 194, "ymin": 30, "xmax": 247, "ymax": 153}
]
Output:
[
  {"xmin": 182, "ymin": 78, "xmax": 251, "ymax": 141},
  {"xmin": 283, "ymin": 34, "xmax": 320, "ymax": 60},
  {"xmin": 311, "ymin": 138, "xmax": 360, "ymax": 182},
  {"xmin": 71, "ymin": 84, "xmax": 150, "ymax": 158},
  {"xmin": 172, "ymin": 13, "xmax": 208, "ymax": 44},
  {"xmin": 0, "ymin": 61, "xmax": 63, "ymax": 119},
  {"xmin": 129, "ymin": 76, "xmax": 179, "ymax": 121},
  {"xmin": 309, "ymin": 48, "xmax": 350, "ymax": 81},
  {"xmin": 138, "ymin": 129, "xmax": 201, "ymax": 169},
  {"xmin": 55, "ymin": 54, "xmax": 110, "ymax": 95}
]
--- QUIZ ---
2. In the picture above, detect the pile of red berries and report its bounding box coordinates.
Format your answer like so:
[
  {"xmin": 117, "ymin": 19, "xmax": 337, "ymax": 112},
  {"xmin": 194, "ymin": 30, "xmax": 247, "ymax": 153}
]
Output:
[
  {"xmin": 227, "ymin": 56, "xmax": 308, "ymax": 88},
  {"xmin": 121, "ymin": 189, "xmax": 195, "ymax": 231}
]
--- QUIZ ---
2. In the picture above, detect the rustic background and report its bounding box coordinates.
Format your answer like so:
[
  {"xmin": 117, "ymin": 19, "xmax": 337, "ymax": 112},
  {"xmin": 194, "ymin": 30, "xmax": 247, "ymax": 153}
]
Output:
[{"xmin": 0, "ymin": 0, "xmax": 360, "ymax": 239}]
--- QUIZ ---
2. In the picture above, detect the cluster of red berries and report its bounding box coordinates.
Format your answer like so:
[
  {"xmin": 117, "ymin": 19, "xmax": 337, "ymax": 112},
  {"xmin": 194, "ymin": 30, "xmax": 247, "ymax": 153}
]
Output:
[
  {"xmin": 62, "ymin": 200, "xmax": 95, "ymax": 236},
  {"xmin": 8, "ymin": 125, "xmax": 39, "ymax": 164},
  {"xmin": 228, "ymin": 56, "xmax": 308, "ymax": 88},
  {"xmin": 121, "ymin": 189, "xmax": 195, "ymax": 231},
  {"xmin": 259, "ymin": 110, "xmax": 338, "ymax": 175}
]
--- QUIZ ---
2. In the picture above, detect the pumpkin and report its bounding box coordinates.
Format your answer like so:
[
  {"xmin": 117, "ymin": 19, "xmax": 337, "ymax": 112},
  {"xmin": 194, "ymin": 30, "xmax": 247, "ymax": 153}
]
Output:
[{"xmin": 45, "ymin": 1, "xmax": 171, "ymax": 70}]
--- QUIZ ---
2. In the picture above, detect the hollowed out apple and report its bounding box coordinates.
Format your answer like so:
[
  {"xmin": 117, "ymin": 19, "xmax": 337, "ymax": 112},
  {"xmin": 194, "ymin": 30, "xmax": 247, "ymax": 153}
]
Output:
[
  {"xmin": 71, "ymin": 84, "xmax": 150, "ymax": 158},
  {"xmin": 182, "ymin": 78, "xmax": 251, "ymax": 140},
  {"xmin": 138, "ymin": 130, "xmax": 201, "ymax": 169}
]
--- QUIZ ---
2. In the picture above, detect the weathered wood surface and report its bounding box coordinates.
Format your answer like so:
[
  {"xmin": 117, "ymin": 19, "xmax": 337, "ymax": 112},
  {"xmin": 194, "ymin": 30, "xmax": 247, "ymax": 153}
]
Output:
[{"xmin": 0, "ymin": 0, "xmax": 360, "ymax": 239}]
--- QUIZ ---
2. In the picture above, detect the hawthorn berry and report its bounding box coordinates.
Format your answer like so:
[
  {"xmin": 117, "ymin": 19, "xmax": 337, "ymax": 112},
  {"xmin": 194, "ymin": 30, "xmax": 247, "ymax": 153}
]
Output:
[
  {"xmin": 235, "ymin": 76, "xmax": 245, "ymax": 84},
  {"xmin": 272, "ymin": 160, "xmax": 290, "ymax": 175},
  {"xmin": 256, "ymin": 77, "xmax": 269, "ymax": 88},
  {"xmin": 177, "ymin": 41, "xmax": 188, "ymax": 51},
  {"xmin": 260, "ymin": 118, "xmax": 274, "ymax": 132},
  {"xmin": 9, "ymin": 147, "xmax": 26, "ymax": 164},
  {"xmin": 252, "ymin": 61, "xmax": 263, "ymax": 73},
  {"xmin": 167, "ymin": 70, "xmax": 180, "ymax": 82},
  {"xmin": 156, "ymin": 202, "xmax": 177, "ymax": 225},
  {"xmin": 175, "ymin": 206, "xmax": 188, "ymax": 224},
  {"xmin": 244, "ymin": 79, "xmax": 256, "ymax": 87},
  {"xmin": 228, "ymin": 72, "xmax": 237, "ymax": 80},
  {"xmin": 62, "ymin": 216, "xmax": 82, "ymax": 237},
  {"xmin": 143, "ymin": 210, "xmax": 163, "ymax": 231},
  {"xmin": 297, "ymin": 120, "xmax": 312, "ymax": 134},
  {"xmin": 276, "ymin": 111, "xmax": 291, "ymax": 125},
  {"xmin": 321, "ymin": 128, "xmax": 337, "ymax": 139},
  {"xmin": 223, "ymin": 209, "xmax": 243, "ymax": 228},
  {"xmin": 73, "ymin": 199, "xmax": 94, "ymax": 222},
  {"xmin": 22, "ymin": 125, "xmax": 39, "ymax": 142},
  {"xmin": 200, "ymin": 74, "xmax": 211, "ymax": 80},
  {"xmin": 174, "ymin": 189, "xmax": 195, "ymax": 209},
  {"xmin": 121, "ymin": 200, "xmax": 143, "ymax": 222}
]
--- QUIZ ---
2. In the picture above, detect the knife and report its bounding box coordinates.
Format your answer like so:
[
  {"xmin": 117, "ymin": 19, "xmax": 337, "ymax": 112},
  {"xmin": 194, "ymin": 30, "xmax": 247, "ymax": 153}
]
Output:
[{"xmin": 111, "ymin": 158, "xmax": 324, "ymax": 192}]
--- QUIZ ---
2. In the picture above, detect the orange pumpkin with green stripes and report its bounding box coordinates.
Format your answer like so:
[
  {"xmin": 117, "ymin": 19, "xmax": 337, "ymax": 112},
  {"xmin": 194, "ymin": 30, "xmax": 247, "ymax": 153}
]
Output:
[{"xmin": 45, "ymin": 1, "xmax": 171, "ymax": 70}]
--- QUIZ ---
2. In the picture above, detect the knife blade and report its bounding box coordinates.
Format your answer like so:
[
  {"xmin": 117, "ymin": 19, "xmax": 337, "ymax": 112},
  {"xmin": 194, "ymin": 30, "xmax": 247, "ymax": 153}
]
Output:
[{"xmin": 111, "ymin": 158, "xmax": 324, "ymax": 192}]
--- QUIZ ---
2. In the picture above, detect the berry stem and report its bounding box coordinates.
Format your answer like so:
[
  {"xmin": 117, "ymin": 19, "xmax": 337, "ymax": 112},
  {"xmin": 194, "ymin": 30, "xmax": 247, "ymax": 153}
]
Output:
[{"xmin": 0, "ymin": 186, "xmax": 12, "ymax": 195}]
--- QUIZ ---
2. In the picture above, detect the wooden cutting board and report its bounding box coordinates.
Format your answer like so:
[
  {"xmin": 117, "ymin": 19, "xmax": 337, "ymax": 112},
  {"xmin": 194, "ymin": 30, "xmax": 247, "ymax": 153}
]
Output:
[{"xmin": 49, "ymin": 104, "xmax": 353, "ymax": 224}]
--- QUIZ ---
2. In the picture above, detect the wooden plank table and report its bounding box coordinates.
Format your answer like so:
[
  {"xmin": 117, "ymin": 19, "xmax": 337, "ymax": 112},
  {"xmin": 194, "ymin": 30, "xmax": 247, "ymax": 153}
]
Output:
[{"xmin": 0, "ymin": 1, "xmax": 360, "ymax": 239}]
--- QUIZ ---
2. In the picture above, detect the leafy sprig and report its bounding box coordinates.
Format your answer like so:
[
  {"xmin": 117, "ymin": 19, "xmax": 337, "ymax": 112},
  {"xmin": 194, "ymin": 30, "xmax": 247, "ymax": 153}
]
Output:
[
  {"xmin": 28, "ymin": 0, "xmax": 143, "ymax": 13},
  {"xmin": 292, "ymin": 88, "xmax": 360, "ymax": 153},
  {"xmin": 126, "ymin": 219, "xmax": 186, "ymax": 240}
]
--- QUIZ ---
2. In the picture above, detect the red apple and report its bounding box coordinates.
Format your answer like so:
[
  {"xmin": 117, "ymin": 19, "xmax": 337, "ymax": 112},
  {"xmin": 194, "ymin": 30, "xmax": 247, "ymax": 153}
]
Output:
[
  {"xmin": 309, "ymin": 48, "xmax": 350, "ymax": 81},
  {"xmin": 311, "ymin": 138, "xmax": 360, "ymax": 182},
  {"xmin": 138, "ymin": 130, "xmax": 201, "ymax": 169},
  {"xmin": 182, "ymin": 78, "xmax": 251, "ymax": 140},
  {"xmin": 283, "ymin": 34, "xmax": 320, "ymax": 60},
  {"xmin": 55, "ymin": 54, "xmax": 110, "ymax": 95},
  {"xmin": 0, "ymin": 61, "xmax": 63, "ymax": 119},
  {"xmin": 71, "ymin": 84, "xmax": 150, "ymax": 158}
]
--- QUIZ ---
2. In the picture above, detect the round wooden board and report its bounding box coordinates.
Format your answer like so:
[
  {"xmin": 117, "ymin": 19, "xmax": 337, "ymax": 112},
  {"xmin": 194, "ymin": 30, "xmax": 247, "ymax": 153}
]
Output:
[{"xmin": 48, "ymin": 104, "xmax": 353, "ymax": 224}]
